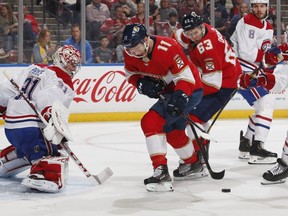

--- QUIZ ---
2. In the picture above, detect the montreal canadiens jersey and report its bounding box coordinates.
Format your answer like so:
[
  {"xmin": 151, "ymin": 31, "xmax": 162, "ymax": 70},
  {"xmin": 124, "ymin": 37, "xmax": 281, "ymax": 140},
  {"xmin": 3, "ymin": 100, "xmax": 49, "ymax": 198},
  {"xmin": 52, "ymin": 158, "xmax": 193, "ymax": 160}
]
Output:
[
  {"xmin": 173, "ymin": 23, "xmax": 242, "ymax": 95},
  {"xmin": 124, "ymin": 35, "xmax": 202, "ymax": 96},
  {"xmin": 230, "ymin": 13, "xmax": 274, "ymax": 64},
  {"xmin": 0, "ymin": 64, "xmax": 75, "ymax": 129}
]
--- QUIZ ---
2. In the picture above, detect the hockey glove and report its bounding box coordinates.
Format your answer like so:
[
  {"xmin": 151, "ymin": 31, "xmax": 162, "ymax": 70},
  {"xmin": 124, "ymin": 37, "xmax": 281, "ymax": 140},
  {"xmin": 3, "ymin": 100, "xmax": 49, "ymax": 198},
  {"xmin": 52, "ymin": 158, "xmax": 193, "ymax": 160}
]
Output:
[
  {"xmin": 239, "ymin": 73, "xmax": 275, "ymax": 90},
  {"xmin": 167, "ymin": 90, "xmax": 189, "ymax": 116},
  {"xmin": 42, "ymin": 106, "xmax": 64, "ymax": 144},
  {"xmin": 137, "ymin": 77, "xmax": 165, "ymax": 99},
  {"xmin": 239, "ymin": 73, "xmax": 257, "ymax": 89},
  {"xmin": 265, "ymin": 46, "xmax": 283, "ymax": 66}
]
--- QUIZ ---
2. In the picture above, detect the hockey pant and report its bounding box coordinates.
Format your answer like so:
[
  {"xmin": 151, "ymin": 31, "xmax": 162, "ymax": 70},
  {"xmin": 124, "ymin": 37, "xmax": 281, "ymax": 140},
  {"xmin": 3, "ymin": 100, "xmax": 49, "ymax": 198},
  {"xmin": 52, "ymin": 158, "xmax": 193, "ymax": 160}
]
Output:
[
  {"xmin": 141, "ymin": 89, "xmax": 203, "ymax": 168},
  {"xmin": 5, "ymin": 127, "xmax": 59, "ymax": 162}
]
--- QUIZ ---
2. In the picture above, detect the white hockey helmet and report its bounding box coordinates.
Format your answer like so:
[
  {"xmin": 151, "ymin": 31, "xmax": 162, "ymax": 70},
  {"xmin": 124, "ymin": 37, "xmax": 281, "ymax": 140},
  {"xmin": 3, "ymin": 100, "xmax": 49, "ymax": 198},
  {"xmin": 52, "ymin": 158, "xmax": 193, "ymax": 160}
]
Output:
[
  {"xmin": 53, "ymin": 45, "xmax": 81, "ymax": 78},
  {"xmin": 250, "ymin": 0, "xmax": 269, "ymax": 7}
]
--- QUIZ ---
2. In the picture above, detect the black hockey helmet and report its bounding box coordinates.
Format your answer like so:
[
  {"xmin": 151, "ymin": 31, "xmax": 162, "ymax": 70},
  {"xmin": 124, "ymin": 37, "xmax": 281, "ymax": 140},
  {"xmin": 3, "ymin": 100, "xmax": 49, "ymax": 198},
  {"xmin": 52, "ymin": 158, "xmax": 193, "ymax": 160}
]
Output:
[
  {"xmin": 122, "ymin": 24, "xmax": 148, "ymax": 49},
  {"xmin": 182, "ymin": 12, "xmax": 204, "ymax": 32}
]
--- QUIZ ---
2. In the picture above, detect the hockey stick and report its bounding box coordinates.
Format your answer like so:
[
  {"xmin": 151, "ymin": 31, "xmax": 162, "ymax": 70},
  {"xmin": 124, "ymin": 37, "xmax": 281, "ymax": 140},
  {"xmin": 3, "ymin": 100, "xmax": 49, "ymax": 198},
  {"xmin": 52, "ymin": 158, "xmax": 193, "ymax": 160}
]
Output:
[
  {"xmin": 207, "ymin": 88, "xmax": 238, "ymax": 133},
  {"xmin": 158, "ymin": 94, "xmax": 224, "ymax": 179},
  {"xmin": 158, "ymin": 94, "xmax": 214, "ymax": 141},
  {"xmin": 3, "ymin": 71, "xmax": 113, "ymax": 184},
  {"xmin": 181, "ymin": 112, "xmax": 225, "ymax": 180}
]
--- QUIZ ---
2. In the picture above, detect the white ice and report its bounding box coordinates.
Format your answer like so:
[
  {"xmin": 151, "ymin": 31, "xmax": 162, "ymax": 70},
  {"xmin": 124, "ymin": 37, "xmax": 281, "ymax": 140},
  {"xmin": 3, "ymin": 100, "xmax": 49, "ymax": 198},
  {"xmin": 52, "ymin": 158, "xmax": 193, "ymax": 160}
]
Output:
[{"xmin": 0, "ymin": 119, "xmax": 288, "ymax": 216}]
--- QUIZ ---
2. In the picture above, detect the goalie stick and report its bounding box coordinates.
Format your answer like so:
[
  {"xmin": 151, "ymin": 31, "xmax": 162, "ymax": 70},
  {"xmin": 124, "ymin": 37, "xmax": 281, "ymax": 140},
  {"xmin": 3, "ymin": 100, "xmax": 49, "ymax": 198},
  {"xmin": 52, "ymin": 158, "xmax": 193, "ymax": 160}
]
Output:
[{"xmin": 3, "ymin": 71, "xmax": 113, "ymax": 184}]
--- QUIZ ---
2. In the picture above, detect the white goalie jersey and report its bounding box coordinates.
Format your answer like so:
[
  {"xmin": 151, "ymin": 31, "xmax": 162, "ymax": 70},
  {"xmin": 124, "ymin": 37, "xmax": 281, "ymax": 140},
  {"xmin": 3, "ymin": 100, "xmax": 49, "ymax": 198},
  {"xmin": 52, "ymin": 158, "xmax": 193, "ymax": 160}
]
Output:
[{"xmin": 0, "ymin": 64, "xmax": 75, "ymax": 130}]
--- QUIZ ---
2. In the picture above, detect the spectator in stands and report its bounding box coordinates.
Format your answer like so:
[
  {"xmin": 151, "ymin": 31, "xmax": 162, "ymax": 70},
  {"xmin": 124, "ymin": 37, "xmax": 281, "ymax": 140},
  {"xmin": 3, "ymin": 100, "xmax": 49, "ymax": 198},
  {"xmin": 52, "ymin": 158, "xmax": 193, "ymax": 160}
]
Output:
[
  {"xmin": 115, "ymin": 44, "xmax": 124, "ymax": 63},
  {"xmin": 203, "ymin": 0, "xmax": 228, "ymax": 21},
  {"xmin": 62, "ymin": 23, "xmax": 93, "ymax": 63},
  {"xmin": 94, "ymin": 35, "xmax": 113, "ymax": 63},
  {"xmin": 31, "ymin": 29, "xmax": 57, "ymax": 64},
  {"xmin": 110, "ymin": 0, "xmax": 136, "ymax": 18},
  {"xmin": 167, "ymin": 11, "xmax": 181, "ymax": 36},
  {"xmin": 86, "ymin": 0, "xmax": 110, "ymax": 42},
  {"xmin": 0, "ymin": 4, "xmax": 18, "ymax": 51},
  {"xmin": 24, "ymin": 5, "xmax": 41, "ymax": 39},
  {"xmin": 214, "ymin": 6, "xmax": 230, "ymax": 42},
  {"xmin": 178, "ymin": 0, "xmax": 204, "ymax": 22},
  {"xmin": 229, "ymin": 0, "xmax": 244, "ymax": 19},
  {"xmin": 149, "ymin": 0, "xmax": 159, "ymax": 21},
  {"xmin": 130, "ymin": 2, "xmax": 154, "ymax": 34},
  {"xmin": 215, "ymin": 0, "xmax": 228, "ymax": 20},
  {"xmin": 158, "ymin": 0, "xmax": 178, "ymax": 22},
  {"xmin": 228, "ymin": 2, "xmax": 249, "ymax": 35},
  {"xmin": 100, "ymin": 5, "xmax": 130, "ymax": 48}
]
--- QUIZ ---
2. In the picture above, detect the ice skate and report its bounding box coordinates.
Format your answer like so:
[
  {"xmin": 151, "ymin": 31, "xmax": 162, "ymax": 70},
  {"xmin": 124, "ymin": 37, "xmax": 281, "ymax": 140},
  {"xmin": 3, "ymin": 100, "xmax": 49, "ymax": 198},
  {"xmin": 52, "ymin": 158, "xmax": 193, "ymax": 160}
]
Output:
[
  {"xmin": 173, "ymin": 160, "xmax": 207, "ymax": 181},
  {"xmin": 261, "ymin": 158, "xmax": 288, "ymax": 185},
  {"xmin": 238, "ymin": 130, "xmax": 251, "ymax": 159},
  {"xmin": 248, "ymin": 140, "xmax": 277, "ymax": 164},
  {"xmin": 144, "ymin": 165, "xmax": 173, "ymax": 192}
]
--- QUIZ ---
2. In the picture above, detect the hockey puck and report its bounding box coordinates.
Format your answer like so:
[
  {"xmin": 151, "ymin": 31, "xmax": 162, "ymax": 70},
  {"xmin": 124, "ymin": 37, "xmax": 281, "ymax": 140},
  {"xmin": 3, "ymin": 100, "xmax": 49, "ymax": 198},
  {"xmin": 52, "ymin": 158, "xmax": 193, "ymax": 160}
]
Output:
[{"xmin": 221, "ymin": 188, "xmax": 231, "ymax": 193}]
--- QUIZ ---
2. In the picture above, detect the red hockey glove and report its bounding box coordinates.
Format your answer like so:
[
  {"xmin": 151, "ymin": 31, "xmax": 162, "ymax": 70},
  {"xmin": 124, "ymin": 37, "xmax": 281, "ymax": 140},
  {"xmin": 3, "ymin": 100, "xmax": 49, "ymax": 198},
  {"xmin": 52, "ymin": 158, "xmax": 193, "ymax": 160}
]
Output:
[
  {"xmin": 265, "ymin": 46, "xmax": 283, "ymax": 66},
  {"xmin": 239, "ymin": 74, "xmax": 257, "ymax": 89}
]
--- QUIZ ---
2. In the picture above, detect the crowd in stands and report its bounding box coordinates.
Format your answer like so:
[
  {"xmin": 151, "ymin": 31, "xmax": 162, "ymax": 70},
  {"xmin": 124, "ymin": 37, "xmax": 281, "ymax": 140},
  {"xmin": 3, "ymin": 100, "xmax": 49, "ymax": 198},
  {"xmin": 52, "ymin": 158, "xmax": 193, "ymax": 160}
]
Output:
[{"xmin": 0, "ymin": 0, "xmax": 287, "ymax": 64}]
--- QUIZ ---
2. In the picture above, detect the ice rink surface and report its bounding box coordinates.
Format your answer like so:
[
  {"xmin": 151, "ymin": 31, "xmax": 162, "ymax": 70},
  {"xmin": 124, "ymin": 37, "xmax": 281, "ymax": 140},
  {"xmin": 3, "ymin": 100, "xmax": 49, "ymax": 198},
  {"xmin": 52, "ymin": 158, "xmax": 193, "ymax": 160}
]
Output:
[{"xmin": 0, "ymin": 119, "xmax": 288, "ymax": 216}]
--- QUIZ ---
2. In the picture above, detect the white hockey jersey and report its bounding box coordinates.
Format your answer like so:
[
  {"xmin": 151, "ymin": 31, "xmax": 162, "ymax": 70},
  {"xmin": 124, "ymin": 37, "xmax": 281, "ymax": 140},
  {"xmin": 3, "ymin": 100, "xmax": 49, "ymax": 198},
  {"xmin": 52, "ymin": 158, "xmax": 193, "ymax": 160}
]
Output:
[
  {"xmin": 230, "ymin": 13, "xmax": 274, "ymax": 70},
  {"xmin": 0, "ymin": 64, "xmax": 75, "ymax": 129}
]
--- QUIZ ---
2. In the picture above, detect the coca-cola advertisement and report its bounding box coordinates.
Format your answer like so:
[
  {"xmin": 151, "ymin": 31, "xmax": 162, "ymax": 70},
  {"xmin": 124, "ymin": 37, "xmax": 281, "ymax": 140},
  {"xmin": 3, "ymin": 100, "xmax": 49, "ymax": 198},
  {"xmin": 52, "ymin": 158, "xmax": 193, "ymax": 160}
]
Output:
[
  {"xmin": 71, "ymin": 65, "xmax": 156, "ymax": 113},
  {"xmin": 1, "ymin": 65, "xmax": 288, "ymax": 120}
]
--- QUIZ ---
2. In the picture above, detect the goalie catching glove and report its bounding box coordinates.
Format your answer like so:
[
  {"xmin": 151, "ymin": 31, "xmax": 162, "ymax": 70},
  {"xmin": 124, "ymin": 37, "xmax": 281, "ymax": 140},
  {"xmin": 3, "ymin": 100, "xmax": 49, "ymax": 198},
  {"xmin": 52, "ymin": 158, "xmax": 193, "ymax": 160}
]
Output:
[
  {"xmin": 42, "ymin": 101, "xmax": 73, "ymax": 144},
  {"xmin": 137, "ymin": 77, "xmax": 166, "ymax": 99},
  {"xmin": 239, "ymin": 73, "xmax": 276, "ymax": 90}
]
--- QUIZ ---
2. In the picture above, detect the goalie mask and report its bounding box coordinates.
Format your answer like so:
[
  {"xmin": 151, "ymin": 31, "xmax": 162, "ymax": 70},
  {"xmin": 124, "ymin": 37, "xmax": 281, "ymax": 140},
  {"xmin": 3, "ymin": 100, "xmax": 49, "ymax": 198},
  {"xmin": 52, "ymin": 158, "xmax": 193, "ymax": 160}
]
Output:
[{"xmin": 53, "ymin": 45, "xmax": 81, "ymax": 78}]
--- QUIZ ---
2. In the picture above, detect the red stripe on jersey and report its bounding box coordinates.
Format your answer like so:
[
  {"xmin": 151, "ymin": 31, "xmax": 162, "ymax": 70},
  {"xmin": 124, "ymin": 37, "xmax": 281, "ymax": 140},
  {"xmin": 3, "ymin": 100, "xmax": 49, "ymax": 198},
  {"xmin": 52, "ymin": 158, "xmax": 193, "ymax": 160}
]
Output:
[{"xmin": 5, "ymin": 114, "xmax": 38, "ymax": 119}]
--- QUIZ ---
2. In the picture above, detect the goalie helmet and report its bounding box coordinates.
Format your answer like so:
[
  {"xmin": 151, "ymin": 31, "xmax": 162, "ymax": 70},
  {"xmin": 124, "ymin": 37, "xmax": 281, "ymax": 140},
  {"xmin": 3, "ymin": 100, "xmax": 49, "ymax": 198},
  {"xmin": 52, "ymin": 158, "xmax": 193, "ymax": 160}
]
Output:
[
  {"xmin": 122, "ymin": 23, "xmax": 147, "ymax": 49},
  {"xmin": 53, "ymin": 45, "xmax": 81, "ymax": 78},
  {"xmin": 181, "ymin": 12, "xmax": 204, "ymax": 32}
]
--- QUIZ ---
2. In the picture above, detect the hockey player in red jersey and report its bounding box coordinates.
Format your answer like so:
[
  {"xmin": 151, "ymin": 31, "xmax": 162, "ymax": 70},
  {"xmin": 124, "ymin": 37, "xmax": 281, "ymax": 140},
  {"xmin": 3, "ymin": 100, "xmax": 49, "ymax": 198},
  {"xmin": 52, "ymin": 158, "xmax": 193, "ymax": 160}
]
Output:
[
  {"xmin": 122, "ymin": 23, "xmax": 203, "ymax": 192},
  {"xmin": 239, "ymin": 45, "xmax": 288, "ymax": 184},
  {"xmin": 230, "ymin": 0, "xmax": 277, "ymax": 164},
  {"xmin": 0, "ymin": 45, "xmax": 81, "ymax": 192},
  {"xmin": 172, "ymin": 12, "xmax": 242, "ymax": 165}
]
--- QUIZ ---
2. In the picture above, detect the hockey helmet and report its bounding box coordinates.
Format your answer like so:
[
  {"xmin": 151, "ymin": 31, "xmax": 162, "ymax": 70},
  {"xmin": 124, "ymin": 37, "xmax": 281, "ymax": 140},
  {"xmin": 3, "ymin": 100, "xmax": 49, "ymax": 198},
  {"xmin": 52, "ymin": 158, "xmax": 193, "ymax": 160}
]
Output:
[
  {"xmin": 122, "ymin": 24, "xmax": 148, "ymax": 49},
  {"xmin": 182, "ymin": 12, "xmax": 204, "ymax": 32},
  {"xmin": 53, "ymin": 45, "xmax": 81, "ymax": 78},
  {"xmin": 250, "ymin": 0, "xmax": 269, "ymax": 5}
]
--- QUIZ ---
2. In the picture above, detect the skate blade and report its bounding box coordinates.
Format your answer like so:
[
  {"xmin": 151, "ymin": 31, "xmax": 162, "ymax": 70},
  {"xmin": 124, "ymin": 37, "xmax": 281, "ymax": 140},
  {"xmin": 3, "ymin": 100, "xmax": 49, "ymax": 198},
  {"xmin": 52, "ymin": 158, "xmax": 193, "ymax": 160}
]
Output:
[
  {"xmin": 173, "ymin": 168, "xmax": 208, "ymax": 181},
  {"xmin": 238, "ymin": 151, "xmax": 250, "ymax": 159},
  {"xmin": 248, "ymin": 156, "xmax": 277, "ymax": 165},
  {"xmin": 261, "ymin": 178, "xmax": 286, "ymax": 185},
  {"xmin": 146, "ymin": 182, "xmax": 174, "ymax": 192}
]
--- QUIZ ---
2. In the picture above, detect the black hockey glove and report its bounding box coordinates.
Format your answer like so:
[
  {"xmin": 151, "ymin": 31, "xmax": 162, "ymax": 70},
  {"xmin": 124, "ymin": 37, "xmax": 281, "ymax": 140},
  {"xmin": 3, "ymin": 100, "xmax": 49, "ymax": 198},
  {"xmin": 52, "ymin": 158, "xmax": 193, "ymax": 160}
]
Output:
[
  {"xmin": 137, "ymin": 77, "xmax": 165, "ymax": 99},
  {"xmin": 167, "ymin": 90, "xmax": 189, "ymax": 116}
]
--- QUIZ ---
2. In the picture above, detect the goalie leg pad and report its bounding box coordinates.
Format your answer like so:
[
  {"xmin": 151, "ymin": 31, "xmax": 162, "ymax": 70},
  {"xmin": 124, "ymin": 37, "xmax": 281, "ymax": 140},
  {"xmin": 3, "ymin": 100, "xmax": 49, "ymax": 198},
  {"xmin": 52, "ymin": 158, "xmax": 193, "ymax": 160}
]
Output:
[
  {"xmin": 21, "ymin": 155, "xmax": 69, "ymax": 193},
  {"xmin": 0, "ymin": 145, "xmax": 30, "ymax": 177}
]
